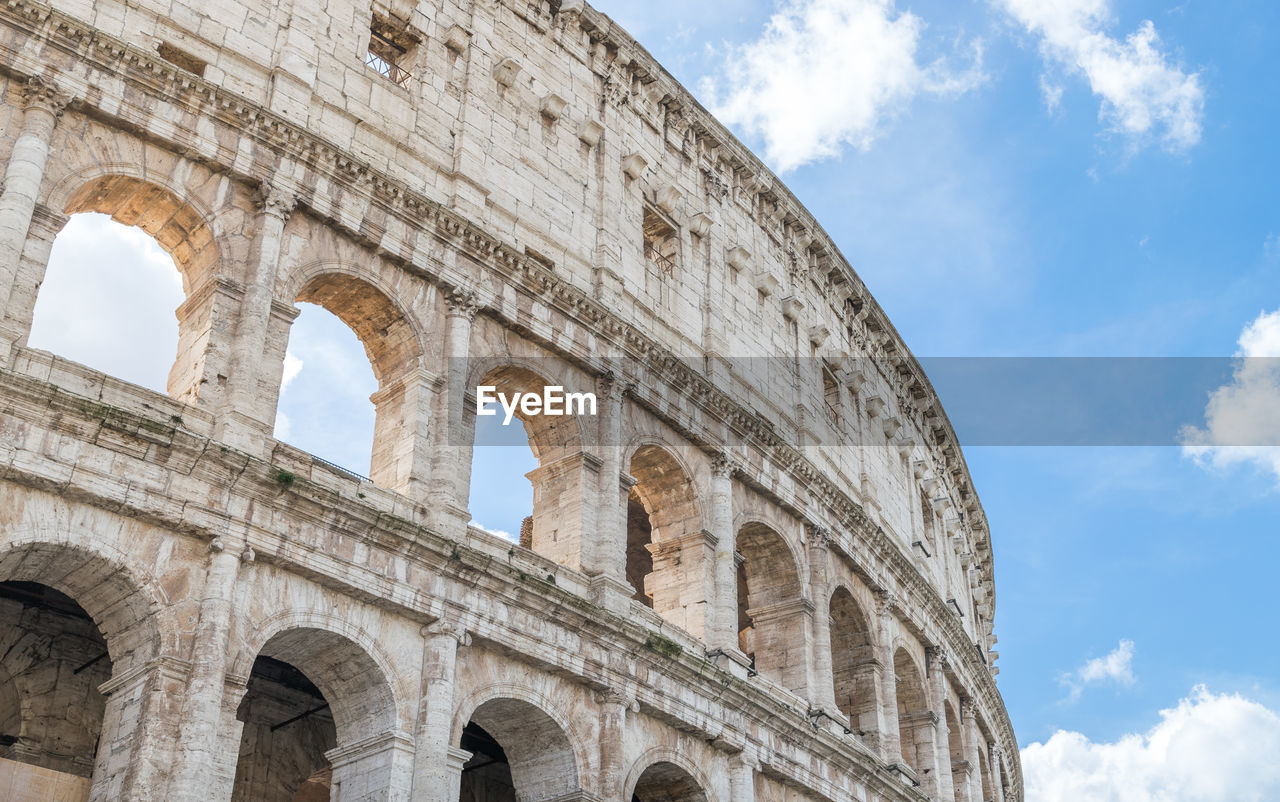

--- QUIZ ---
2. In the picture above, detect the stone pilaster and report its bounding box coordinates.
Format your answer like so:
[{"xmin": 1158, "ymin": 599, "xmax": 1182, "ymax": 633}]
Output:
[
  {"xmin": 875, "ymin": 590, "xmax": 903, "ymax": 767},
  {"xmin": 596, "ymin": 688, "xmax": 635, "ymax": 800},
  {"xmin": 0, "ymin": 77, "xmax": 68, "ymax": 359},
  {"xmin": 709, "ymin": 452, "xmax": 739, "ymax": 654},
  {"xmin": 927, "ymin": 646, "xmax": 956, "ymax": 802},
  {"xmin": 167, "ymin": 536, "xmax": 254, "ymax": 801},
  {"xmin": 215, "ymin": 180, "xmax": 296, "ymax": 452},
  {"xmin": 427, "ymin": 287, "xmax": 479, "ymax": 537},
  {"xmin": 806, "ymin": 525, "xmax": 840, "ymax": 716},
  {"xmin": 412, "ymin": 619, "xmax": 469, "ymax": 802},
  {"xmin": 989, "ymin": 743, "xmax": 1006, "ymax": 802},
  {"xmin": 728, "ymin": 752, "xmax": 758, "ymax": 802}
]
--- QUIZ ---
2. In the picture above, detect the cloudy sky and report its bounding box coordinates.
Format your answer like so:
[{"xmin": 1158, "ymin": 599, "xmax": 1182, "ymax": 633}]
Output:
[{"xmin": 28, "ymin": 1, "xmax": 1280, "ymax": 799}]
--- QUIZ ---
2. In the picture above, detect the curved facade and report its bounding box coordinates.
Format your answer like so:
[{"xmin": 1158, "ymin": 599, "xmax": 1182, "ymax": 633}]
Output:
[{"xmin": 0, "ymin": 1, "xmax": 1021, "ymax": 801}]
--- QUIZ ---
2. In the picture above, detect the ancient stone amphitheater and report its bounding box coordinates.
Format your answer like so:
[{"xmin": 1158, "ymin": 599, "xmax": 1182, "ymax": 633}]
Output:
[{"xmin": 0, "ymin": 0, "xmax": 1020, "ymax": 800}]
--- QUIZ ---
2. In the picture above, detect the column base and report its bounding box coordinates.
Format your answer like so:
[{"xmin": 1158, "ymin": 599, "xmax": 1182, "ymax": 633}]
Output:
[
  {"xmin": 587, "ymin": 573, "xmax": 638, "ymax": 616},
  {"xmin": 706, "ymin": 646, "xmax": 753, "ymax": 680}
]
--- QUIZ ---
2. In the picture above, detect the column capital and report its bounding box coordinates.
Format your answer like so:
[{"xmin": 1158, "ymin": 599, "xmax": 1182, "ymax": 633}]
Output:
[
  {"xmin": 445, "ymin": 286, "xmax": 481, "ymax": 319},
  {"xmin": 596, "ymin": 370, "xmax": 634, "ymax": 402},
  {"xmin": 710, "ymin": 450, "xmax": 740, "ymax": 478},
  {"xmin": 875, "ymin": 589, "xmax": 899, "ymax": 617},
  {"xmin": 927, "ymin": 645, "xmax": 949, "ymax": 674},
  {"xmin": 21, "ymin": 75, "xmax": 69, "ymax": 117},
  {"xmin": 594, "ymin": 687, "xmax": 638, "ymax": 711},
  {"xmin": 423, "ymin": 619, "xmax": 471, "ymax": 646},
  {"xmin": 255, "ymin": 180, "xmax": 298, "ymax": 220},
  {"xmin": 805, "ymin": 523, "xmax": 833, "ymax": 550}
]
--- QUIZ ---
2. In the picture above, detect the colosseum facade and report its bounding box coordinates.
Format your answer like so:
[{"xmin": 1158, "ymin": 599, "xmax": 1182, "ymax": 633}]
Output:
[{"xmin": 0, "ymin": 0, "xmax": 1021, "ymax": 800}]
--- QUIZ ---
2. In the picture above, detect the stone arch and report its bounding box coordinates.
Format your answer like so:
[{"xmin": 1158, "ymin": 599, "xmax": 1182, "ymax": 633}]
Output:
[
  {"xmin": 830, "ymin": 585, "xmax": 879, "ymax": 743},
  {"xmin": 232, "ymin": 610, "xmax": 411, "ymax": 738},
  {"xmin": 454, "ymin": 685, "xmax": 585, "ymax": 802},
  {"xmin": 944, "ymin": 699, "xmax": 965, "ymax": 796},
  {"xmin": 468, "ymin": 359, "xmax": 596, "ymax": 568},
  {"xmin": 0, "ymin": 533, "xmax": 167, "ymax": 668},
  {"xmin": 627, "ymin": 442, "xmax": 710, "ymax": 638},
  {"xmin": 232, "ymin": 617, "xmax": 410, "ymax": 802},
  {"xmin": 625, "ymin": 749, "xmax": 711, "ymax": 802},
  {"xmin": 893, "ymin": 646, "xmax": 930, "ymax": 774},
  {"xmin": 735, "ymin": 521, "xmax": 807, "ymax": 693},
  {"xmin": 0, "ymin": 534, "xmax": 172, "ymax": 797},
  {"xmin": 27, "ymin": 169, "xmax": 227, "ymax": 403},
  {"xmin": 276, "ymin": 264, "xmax": 430, "ymax": 493}
]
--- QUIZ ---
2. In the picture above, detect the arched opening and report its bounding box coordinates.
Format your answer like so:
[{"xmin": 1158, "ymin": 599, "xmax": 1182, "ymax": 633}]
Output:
[
  {"xmin": 631, "ymin": 760, "xmax": 707, "ymax": 802},
  {"xmin": 26, "ymin": 174, "xmax": 218, "ymax": 400},
  {"xmin": 469, "ymin": 365, "xmax": 586, "ymax": 567},
  {"xmin": 830, "ymin": 587, "xmax": 878, "ymax": 743},
  {"xmin": 0, "ymin": 540, "xmax": 167, "ymax": 797},
  {"xmin": 736, "ymin": 523, "xmax": 806, "ymax": 692},
  {"xmin": 28, "ymin": 213, "xmax": 184, "ymax": 394},
  {"xmin": 0, "ymin": 581, "xmax": 108, "ymax": 798},
  {"xmin": 232, "ymin": 656, "xmax": 335, "ymax": 802},
  {"xmin": 945, "ymin": 700, "xmax": 966, "ymax": 799},
  {"xmin": 233, "ymin": 627, "xmax": 402, "ymax": 802},
  {"xmin": 977, "ymin": 728, "xmax": 995, "ymax": 802},
  {"xmin": 278, "ymin": 273, "xmax": 423, "ymax": 492},
  {"xmin": 457, "ymin": 697, "xmax": 579, "ymax": 802},
  {"xmin": 894, "ymin": 648, "xmax": 931, "ymax": 775},
  {"xmin": 274, "ymin": 303, "xmax": 377, "ymax": 476},
  {"xmin": 628, "ymin": 445, "xmax": 708, "ymax": 637}
]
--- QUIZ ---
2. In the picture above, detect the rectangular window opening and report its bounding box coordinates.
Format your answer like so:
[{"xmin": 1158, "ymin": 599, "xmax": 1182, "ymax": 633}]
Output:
[
  {"xmin": 643, "ymin": 207, "xmax": 679, "ymax": 277},
  {"xmin": 367, "ymin": 16, "xmax": 416, "ymax": 88}
]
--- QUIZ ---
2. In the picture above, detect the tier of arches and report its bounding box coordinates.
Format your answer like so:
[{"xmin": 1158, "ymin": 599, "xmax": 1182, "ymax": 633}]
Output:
[{"xmin": 0, "ymin": 100, "xmax": 1014, "ymax": 800}]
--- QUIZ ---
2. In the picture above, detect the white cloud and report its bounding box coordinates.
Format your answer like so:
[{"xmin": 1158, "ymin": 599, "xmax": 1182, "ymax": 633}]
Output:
[
  {"xmin": 1061, "ymin": 639, "xmax": 1136, "ymax": 701},
  {"xmin": 996, "ymin": 0, "xmax": 1203, "ymax": 152},
  {"xmin": 29, "ymin": 213, "xmax": 184, "ymax": 394},
  {"xmin": 1023, "ymin": 686, "xmax": 1280, "ymax": 802},
  {"xmin": 704, "ymin": 0, "xmax": 983, "ymax": 172},
  {"xmin": 1182, "ymin": 309, "xmax": 1280, "ymax": 485},
  {"xmin": 1078, "ymin": 639, "xmax": 1136, "ymax": 686},
  {"xmin": 281, "ymin": 351, "xmax": 304, "ymax": 392},
  {"xmin": 469, "ymin": 520, "xmax": 518, "ymax": 543}
]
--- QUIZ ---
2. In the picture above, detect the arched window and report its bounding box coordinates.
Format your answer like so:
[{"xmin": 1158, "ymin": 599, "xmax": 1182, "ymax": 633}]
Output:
[
  {"xmin": 274, "ymin": 303, "xmax": 376, "ymax": 476},
  {"xmin": 894, "ymin": 647, "xmax": 931, "ymax": 774},
  {"xmin": 29, "ymin": 212, "xmax": 184, "ymax": 393},
  {"xmin": 457, "ymin": 697, "xmax": 580, "ymax": 802},
  {"xmin": 736, "ymin": 523, "xmax": 807, "ymax": 693},
  {"xmin": 627, "ymin": 445, "xmax": 708, "ymax": 638},
  {"xmin": 0, "ymin": 581, "xmax": 109, "ymax": 797},
  {"xmin": 469, "ymin": 366, "xmax": 588, "ymax": 568},
  {"xmin": 233, "ymin": 627, "xmax": 403, "ymax": 801},
  {"xmin": 631, "ymin": 761, "xmax": 707, "ymax": 802},
  {"xmin": 830, "ymin": 587, "xmax": 879, "ymax": 744},
  {"xmin": 275, "ymin": 273, "xmax": 422, "ymax": 491}
]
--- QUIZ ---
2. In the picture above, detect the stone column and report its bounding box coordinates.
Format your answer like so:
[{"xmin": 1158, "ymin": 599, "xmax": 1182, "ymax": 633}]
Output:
[
  {"xmin": 958, "ymin": 698, "xmax": 980, "ymax": 802},
  {"xmin": 427, "ymin": 288, "xmax": 479, "ymax": 537},
  {"xmin": 596, "ymin": 689, "xmax": 634, "ymax": 800},
  {"xmin": 215, "ymin": 182, "xmax": 296, "ymax": 451},
  {"xmin": 0, "ymin": 77, "xmax": 67, "ymax": 357},
  {"xmin": 875, "ymin": 590, "xmax": 903, "ymax": 767},
  {"xmin": 805, "ymin": 525, "xmax": 842, "ymax": 719},
  {"xmin": 728, "ymin": 752, "xmax": 758, "ymax": 802},
  {"xmin": 369, "ymin": 366, "xmax": 443, "ymax": 499},
  {"xmin": 167, "ymin": 536, "xmax": 253, "ymax": 801},
  {"xmin": 989, "ymin": 743, "xmax": 1005, "ymax": 802},
  {"xmin": 412, "ymin": 619, "xmax": 469, "ymax": 802},
  {"xmin": 927, "ymin": 647, "xmax": 955, "ymax": 802},
  {"xmin": 708, "ymin": 453, "xmax": 739, "ymax": 654}
]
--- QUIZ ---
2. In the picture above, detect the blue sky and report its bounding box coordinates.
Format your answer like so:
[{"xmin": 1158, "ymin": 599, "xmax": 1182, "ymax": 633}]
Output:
[{"xmin": 28, "ymin": 1, "xmax": 1280, "ymax": 799}]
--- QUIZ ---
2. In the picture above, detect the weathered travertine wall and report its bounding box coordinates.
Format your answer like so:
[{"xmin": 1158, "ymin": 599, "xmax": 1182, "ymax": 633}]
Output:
[{"xmin": 0, "ymin": 0, "xmax": 1020, "ymax": 800}]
